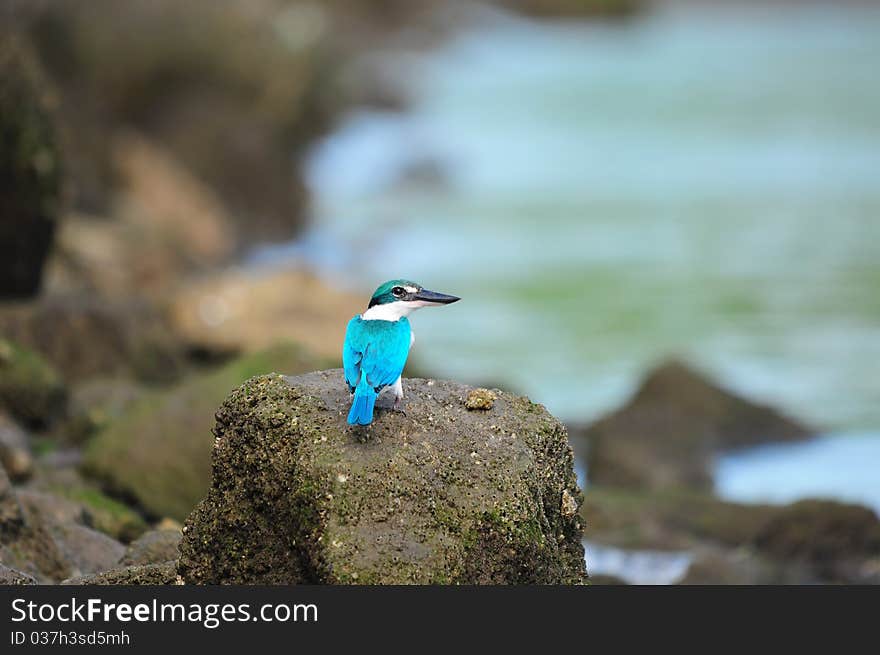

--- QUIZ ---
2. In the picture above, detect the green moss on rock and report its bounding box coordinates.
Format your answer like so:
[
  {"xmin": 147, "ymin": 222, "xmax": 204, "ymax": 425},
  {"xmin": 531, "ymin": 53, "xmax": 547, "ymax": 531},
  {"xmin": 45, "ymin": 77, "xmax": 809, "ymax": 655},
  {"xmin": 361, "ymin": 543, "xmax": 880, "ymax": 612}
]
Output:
[
  {"xmin": 82, "ymin": 343, "xmax": 330, "ymax": 521},
  {"xmin": 52, "ymin": 486, "xmax": 148, "ymax": 543},
  {"xmin": 178, "ymin": 370, "xmax": 586, "ymax": 584},
  {"xmin": 0, "ymin": 339, "xmax": 66, "ymax": 429}
]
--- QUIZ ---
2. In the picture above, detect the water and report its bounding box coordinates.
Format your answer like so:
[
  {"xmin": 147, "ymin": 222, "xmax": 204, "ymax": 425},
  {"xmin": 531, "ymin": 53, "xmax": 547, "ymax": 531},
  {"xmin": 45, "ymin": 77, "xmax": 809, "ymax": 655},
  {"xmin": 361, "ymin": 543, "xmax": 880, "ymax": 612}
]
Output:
[
  {"xmin": 285, "ymin": 2, "xmax": 880, "ymax": 432},
  {"xmin": 255, "ymin": 3, "xmax": 880, "ymax": 512},
  {"xmin": 715, "ymin": 432, "xmax": 880, "ymax": 515},
  {"xmin": 583, "ymin": 540, "xmax": 692, "ymax": 585}
]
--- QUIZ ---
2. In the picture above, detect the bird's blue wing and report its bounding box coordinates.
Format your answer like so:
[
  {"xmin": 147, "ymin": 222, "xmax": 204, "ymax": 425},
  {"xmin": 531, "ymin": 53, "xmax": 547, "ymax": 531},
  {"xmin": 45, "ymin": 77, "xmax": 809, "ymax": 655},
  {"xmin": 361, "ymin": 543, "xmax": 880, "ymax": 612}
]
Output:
[
  {"xmin": 361, "ymin": 318, "xmax": 411, "ymax": 390},
  {"xmin": 343, "ymin": 317, "xmax": 411, "ymax": 392},
  {"xmin": 342, "ymin": 317, "xmax": 364, "ymax": 392}
]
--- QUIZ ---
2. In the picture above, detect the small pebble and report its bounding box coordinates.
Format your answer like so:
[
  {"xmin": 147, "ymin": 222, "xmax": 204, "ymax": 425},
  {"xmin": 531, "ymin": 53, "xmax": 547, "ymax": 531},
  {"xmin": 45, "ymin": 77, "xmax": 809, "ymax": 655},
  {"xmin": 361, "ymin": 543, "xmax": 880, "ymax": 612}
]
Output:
[{"xmin": 465, "ymin": 388, "xmax": 496, "ymax": 410}]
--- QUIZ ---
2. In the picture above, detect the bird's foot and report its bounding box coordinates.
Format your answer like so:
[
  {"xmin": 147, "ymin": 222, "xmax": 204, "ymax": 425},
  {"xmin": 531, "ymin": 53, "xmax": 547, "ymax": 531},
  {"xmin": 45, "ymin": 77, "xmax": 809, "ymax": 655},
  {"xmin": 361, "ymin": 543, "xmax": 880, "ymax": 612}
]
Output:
[{"xmin": 392, "ymin": 398, "xmax": 407, "ymax": 416}]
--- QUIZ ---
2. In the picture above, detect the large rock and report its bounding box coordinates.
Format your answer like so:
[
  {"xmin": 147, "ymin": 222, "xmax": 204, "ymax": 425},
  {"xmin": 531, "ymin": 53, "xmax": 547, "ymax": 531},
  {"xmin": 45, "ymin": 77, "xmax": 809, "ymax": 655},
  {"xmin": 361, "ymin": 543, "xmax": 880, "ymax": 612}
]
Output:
[
  {"xmin": 582, "ymin": 361, "xmax": 813, "ymax": 491},
  {"xmin": 83, "ymin": 343, "xmax": 330, "ymax": 521},
  {"xmin": 0, "ymin": 35, "xmax": 62, "ymax": 299},
  {"xmin": 178, "ymin": 371, "xmax": 585, "ymax": 584}
]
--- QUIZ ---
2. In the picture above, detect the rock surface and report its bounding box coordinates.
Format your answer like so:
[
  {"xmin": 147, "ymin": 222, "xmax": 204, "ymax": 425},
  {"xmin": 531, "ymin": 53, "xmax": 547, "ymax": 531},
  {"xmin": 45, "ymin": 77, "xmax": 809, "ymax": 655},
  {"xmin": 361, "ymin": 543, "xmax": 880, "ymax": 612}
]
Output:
[
  {"xmin": 121, "ymin": 529, "xmax": 181, "ymax": 566},
  {"xmin": 0, "ymin": 467, "xmax": 150, "ymax": 581},
  {"xmin": 63, "ymin": 562, "xmax": 181, "ymax": 585},
  {"xmin": 582, "ymin": 361, "xmax": 813, "ymax": 491},
  {"xmin": 0, "ymin": 468, "xmax": 71, "ymax": 582},
  {"xmin": 15, "ymin": 490, "xmax": 125, "ymax": 578},
  {"xmin": 0, "ymin": 563, "xmax": 37, "ymax": 584},
  {"xmin": 178, "ymin": 370, "xmax": 585, "ymax": 584}
]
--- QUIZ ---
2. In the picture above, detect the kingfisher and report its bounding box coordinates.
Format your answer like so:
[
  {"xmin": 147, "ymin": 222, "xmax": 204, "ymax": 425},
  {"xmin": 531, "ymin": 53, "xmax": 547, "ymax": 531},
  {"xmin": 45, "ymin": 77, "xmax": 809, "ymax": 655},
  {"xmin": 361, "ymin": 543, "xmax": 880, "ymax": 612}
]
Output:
[{"xmin": 343, "ymin": 279, "xmax": 460, "ymax": 425}]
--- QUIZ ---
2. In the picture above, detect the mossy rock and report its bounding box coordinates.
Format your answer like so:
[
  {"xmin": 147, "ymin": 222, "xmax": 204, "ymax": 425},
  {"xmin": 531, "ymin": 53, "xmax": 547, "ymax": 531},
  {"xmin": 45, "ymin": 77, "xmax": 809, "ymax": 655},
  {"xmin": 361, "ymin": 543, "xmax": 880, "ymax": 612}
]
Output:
[
  {"xmin": 581, "ymin": 486, "xmax": 780, "ymax": 551},
  {"xmin": 0, "ymin": 339, "xmax": 66, "ymax": 429},
  {"xmin": 82, "ymin": 343, "xmax": 330, "ymax": 521},
  {"xmin": 753, "ymin": 500, "xmax": 880, "ymax": 570},
  {"xmin": 178, "ymin": 370, "xmax": 585, "ymax": 584},
  {"xmin": 0, "ymin": 34, "xmax": 61, "ymax": 299},
  {"xmin": 48, "ymin": 485, "xmax": 148, "ymax": 543}
]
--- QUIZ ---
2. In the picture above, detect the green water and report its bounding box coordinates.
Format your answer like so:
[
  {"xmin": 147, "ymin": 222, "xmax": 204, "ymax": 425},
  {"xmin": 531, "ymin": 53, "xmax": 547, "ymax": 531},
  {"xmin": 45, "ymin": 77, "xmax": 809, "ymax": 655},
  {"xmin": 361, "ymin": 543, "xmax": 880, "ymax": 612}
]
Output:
[{"xmin": 280, "ymin": 3, "xmax": 880, "ymax": 429}]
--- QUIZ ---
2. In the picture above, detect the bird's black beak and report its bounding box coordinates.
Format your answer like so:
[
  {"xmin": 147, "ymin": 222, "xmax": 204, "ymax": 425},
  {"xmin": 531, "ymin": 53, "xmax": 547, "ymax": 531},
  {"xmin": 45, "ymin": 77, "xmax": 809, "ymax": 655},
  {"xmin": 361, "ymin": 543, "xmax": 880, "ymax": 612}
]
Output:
[{"xmin": 414, "ymin": 289, "xmax": 460, "ymax": 305}]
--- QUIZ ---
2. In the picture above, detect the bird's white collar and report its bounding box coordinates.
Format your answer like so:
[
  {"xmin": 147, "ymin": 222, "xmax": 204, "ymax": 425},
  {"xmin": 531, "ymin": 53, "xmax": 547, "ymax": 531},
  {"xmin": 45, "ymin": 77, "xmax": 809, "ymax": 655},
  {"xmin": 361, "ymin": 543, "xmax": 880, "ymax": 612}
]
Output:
[{"xmin": 361, "ymin": 300, "xmax": 436, "ymax": 321}]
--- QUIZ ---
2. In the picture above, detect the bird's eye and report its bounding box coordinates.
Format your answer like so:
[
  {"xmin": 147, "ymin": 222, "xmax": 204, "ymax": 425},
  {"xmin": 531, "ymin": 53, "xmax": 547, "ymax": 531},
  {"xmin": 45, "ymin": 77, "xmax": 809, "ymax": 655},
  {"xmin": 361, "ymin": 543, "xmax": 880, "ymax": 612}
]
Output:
[{"xmin": 392, "ymin": 286, "xmax": 405, "ymax": 298}]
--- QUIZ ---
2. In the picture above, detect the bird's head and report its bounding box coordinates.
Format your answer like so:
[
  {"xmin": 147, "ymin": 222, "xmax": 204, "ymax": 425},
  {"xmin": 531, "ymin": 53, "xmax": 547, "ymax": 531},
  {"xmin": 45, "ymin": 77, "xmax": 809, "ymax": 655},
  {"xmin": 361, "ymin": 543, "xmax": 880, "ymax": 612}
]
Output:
[{"xmin": 363, "ymin": 279, "xmax": 460, "ymax": 320}]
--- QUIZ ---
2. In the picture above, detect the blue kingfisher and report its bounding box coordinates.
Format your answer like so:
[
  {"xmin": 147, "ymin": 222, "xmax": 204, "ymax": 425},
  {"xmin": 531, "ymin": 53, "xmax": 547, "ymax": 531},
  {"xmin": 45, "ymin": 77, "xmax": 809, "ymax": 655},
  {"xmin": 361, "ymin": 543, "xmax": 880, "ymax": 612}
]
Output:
[{"xmin": 343, "ymin": 279, "xmax": 460, "ymax": 425}]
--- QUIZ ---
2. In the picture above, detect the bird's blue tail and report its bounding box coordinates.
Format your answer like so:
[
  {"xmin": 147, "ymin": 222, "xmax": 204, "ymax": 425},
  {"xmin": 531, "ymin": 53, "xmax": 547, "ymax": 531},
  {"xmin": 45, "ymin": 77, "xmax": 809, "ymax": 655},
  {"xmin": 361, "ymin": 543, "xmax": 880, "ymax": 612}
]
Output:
[{"xmin": 348, "ymin": 375, "xmax": 376, "ymax": 425}]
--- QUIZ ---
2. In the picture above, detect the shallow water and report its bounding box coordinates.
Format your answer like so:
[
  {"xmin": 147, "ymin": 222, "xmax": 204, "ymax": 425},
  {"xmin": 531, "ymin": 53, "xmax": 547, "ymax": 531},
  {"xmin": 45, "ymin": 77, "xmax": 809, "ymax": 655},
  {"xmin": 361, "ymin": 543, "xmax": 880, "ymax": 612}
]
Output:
[
  {"xmin": 260, "ymin": 2, "xmax": 880, "ymax": 436},
  {"xmin": 583, "ymin": 540, "xmax": 692, "ymax": 585},
  {"xmin": 715, "ymin": 432, "xmax": 880, "ymax": 515}
]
